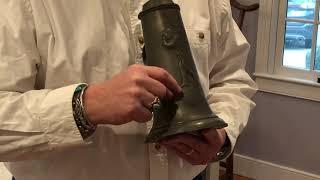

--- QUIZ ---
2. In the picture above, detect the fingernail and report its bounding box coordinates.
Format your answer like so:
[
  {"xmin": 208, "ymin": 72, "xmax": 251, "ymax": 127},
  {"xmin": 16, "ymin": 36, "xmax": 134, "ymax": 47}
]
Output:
[
  {"xmin": 167, "ymin": 92, "xmax": 174, "ymax": 101},
  {"xmin": 175, "ymin": 91, "xmax": 184, "ymax": 101}
]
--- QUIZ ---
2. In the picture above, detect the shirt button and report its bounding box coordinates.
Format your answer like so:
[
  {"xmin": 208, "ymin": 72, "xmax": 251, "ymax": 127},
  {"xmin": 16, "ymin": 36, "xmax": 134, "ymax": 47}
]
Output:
[
  {"xmin": 138, "ymin": 36, "xmax": 145, "ymax": 45},
  {"xmin": 198, "ymin": 32, "xmax": 205, "ymax": 39},
  {"xmin": 154, "ymin": 143, "xmax": 161, "ymax": 151}
]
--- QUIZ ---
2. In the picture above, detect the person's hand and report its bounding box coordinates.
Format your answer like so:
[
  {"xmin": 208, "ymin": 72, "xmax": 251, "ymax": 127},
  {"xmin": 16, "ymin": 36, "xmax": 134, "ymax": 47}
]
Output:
[
  {"xmin": 83, "ymin": 64, "xmax": 182, "ymax": 125},
  {"xmin": 161, "ymin": 128, "xmax": 226, "ymax": 165}
]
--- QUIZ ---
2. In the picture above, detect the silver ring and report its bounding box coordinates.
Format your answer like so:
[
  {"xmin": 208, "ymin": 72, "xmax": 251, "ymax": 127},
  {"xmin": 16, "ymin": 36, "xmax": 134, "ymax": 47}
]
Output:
[
  {"xmin": 149, "ymin": 97, "xmax": 160, "ymax": 111},
  {"xmin": 186, "ymin": 149, "xmax": 194, "ymax": 156},
  {"xmin": 216, "ymin": 151, "xmax": 223, "ymax": 158}
]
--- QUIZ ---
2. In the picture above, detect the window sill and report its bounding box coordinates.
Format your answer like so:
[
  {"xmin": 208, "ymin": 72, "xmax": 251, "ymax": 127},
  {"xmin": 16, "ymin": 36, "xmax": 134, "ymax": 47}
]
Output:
[{"xmin": 254, "ymin": 73, "xmax": 320, "ymax": 102}]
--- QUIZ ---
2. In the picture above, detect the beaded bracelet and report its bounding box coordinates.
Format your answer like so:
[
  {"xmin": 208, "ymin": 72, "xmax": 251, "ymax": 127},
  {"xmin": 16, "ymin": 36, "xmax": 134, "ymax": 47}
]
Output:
[{"xmin": 72, "ymin": 84, "xmax": 97, "ymax": 139}]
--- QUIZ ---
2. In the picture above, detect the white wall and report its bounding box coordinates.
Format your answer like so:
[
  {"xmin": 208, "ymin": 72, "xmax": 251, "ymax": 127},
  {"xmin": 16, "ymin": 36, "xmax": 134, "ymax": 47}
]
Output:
[{"xmin": 232, "ymin": 3, "xmax": 320, "ymax": 177}]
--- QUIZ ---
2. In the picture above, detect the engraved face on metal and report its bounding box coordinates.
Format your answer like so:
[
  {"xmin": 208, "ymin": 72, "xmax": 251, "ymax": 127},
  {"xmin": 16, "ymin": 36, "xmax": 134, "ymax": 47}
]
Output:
[{"xmin": 162, "ymin": 28, "xmax": 178, "ymax": 48}]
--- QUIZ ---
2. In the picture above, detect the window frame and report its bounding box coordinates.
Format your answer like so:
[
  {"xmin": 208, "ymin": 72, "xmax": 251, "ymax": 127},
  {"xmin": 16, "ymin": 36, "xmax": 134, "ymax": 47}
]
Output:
[{"xmin": 254, "ymin": 0, "xmax": 320, "ymax": 102}]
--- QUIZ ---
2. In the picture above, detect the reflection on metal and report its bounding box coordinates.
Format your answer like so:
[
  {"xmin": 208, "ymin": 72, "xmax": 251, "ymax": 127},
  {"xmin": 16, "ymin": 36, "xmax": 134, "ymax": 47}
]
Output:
[{"xmin": 139, "ymin": 0, "xmax": 227, "ymax": 143}]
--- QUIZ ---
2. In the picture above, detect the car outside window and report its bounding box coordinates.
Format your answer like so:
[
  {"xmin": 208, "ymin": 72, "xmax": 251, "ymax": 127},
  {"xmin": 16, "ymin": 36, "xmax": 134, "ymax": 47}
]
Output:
[{"xmin": 283, "ymin": 0, "xmax": 318, "ymax": 70}]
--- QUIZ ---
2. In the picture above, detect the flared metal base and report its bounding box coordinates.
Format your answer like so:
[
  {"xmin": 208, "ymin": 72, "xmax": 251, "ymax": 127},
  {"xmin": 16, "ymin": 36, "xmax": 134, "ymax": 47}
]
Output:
[{"xmin": 145, "ymin": 116, "xmax": 227, "ymax": 143}]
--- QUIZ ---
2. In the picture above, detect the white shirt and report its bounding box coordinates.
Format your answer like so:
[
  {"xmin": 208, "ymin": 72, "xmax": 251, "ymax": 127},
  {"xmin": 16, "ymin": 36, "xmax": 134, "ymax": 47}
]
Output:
[{"xmin": 0, "ymin": 0, "xmax": 257, "ymax": 180}]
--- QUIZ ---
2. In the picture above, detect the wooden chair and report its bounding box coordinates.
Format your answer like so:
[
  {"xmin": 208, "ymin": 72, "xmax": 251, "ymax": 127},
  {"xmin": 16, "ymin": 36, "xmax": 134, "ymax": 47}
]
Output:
[
  {"xmin": 194, "ymin": 1, "xmax": 260, "ymax": 179},
  {"xmin": 230, "ymin": 0, "xmax": 260, "ymax": 29},
  {"xmin": 218, "ymin": 1, "xmax": 259, "ymax": 180}
]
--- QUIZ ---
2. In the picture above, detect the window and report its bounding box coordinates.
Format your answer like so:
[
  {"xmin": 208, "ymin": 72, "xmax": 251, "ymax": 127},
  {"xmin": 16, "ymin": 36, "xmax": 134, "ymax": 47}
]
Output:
[
  {"xmin": 255, "ymin": 0, "xmax": 320, "ymax": 102},
  {"xmin": 283, "ymin": 0, "xmax": 315, "ymax": 70}
]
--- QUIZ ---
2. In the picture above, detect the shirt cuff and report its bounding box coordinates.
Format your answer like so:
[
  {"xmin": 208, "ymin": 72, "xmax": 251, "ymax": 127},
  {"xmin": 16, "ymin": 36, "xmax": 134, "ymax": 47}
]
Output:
[
  {"xmin": 216, "ymin": 113, "xmax": 239, "ymax": 158},
  {"xmin": 40, "ymin": 84, "xmax": 87, "ymax": 147}
]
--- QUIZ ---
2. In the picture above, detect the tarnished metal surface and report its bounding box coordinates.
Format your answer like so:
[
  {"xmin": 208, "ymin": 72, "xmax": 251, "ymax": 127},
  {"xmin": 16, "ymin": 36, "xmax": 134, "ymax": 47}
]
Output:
[{"xmin": 139, "ymin": 0, "xmax": 227, "ymax": 143}]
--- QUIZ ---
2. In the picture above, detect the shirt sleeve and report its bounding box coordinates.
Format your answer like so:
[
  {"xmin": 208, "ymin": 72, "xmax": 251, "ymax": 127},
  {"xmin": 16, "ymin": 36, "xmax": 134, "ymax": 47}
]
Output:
[
  {"xmin": 208, "ymin": 0, "xmax": 258, "ymax": 154},
  {"xmin": 0, "ymin": 0, "xmax": 85, "ymax": 161}
]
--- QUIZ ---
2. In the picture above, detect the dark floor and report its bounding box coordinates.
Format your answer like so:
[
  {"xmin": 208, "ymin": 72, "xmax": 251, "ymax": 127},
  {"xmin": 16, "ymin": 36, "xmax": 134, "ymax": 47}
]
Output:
[
  {"xmin": 193, "ymin": 170, "xmax": 254, "ymax": 180},
  {"xmin": 219, "ymin": 170, "xmax": 254, "ymax": 180}
]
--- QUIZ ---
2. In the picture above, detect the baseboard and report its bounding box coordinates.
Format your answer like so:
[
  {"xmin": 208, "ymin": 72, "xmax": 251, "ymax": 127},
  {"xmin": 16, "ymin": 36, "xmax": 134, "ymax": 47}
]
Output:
[
  {"xmin": 234, "ymin": 153, "xmax": 320, "ymax": 180},
  {"xmin": 0, "ymin": 163, "xmax": 11, "ymax": 180}
]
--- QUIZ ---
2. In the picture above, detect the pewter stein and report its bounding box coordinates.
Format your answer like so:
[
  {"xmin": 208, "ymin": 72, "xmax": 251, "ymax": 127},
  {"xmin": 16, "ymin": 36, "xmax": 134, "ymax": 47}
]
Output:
[{"xmin": 139, "ymin": 0, "xmax": 228, "ymax": 143}]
